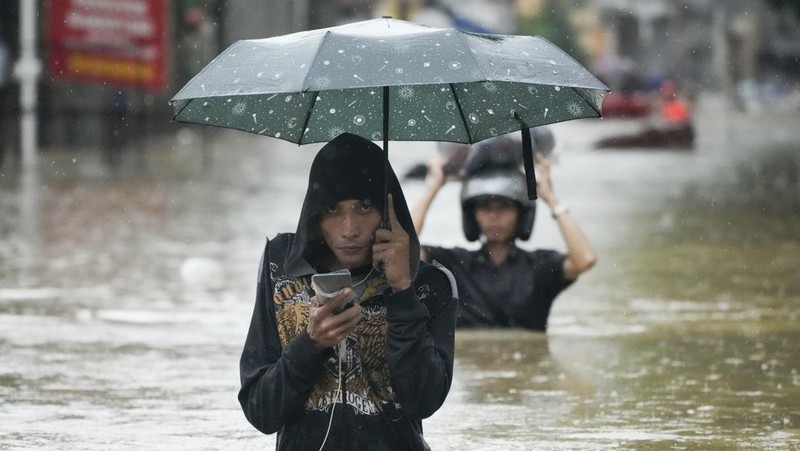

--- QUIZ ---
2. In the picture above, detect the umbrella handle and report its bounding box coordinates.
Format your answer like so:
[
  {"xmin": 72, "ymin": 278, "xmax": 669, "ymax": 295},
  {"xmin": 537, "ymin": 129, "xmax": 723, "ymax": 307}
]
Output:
[
  {"xmin": 515, "ymin": 113, "xmax": 538, "ymax": 200},
  {"xmin": 382, "ymin": 86, "xmax": 390, "ymax": 228},
  {"xmin": 376, "ymin": 86, "xmax": 390, "ymax": 274}
]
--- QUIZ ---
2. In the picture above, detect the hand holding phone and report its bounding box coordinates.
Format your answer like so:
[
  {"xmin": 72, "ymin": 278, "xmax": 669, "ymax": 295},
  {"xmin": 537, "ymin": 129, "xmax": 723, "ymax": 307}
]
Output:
[
  {"xmin": 307, "ymin": 269, "xmax": 362, "ymax": 351},
  {"xmin": 311, "ymin": 269, "xmax": 354, "ymax": 313}
]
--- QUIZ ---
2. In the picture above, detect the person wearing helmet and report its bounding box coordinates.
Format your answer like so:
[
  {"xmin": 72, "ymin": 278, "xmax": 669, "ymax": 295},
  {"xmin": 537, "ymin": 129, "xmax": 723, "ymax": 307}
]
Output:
[{"xmin": 410, "ymin": 139, "xmax": 596, "ymax": 331}]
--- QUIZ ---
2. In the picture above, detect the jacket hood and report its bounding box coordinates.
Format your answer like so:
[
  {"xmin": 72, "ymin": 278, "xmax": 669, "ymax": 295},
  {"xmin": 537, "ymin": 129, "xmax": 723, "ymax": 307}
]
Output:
[{"xmin": 285, "ymin": 133, "xmax": 420, "ymax": 277}]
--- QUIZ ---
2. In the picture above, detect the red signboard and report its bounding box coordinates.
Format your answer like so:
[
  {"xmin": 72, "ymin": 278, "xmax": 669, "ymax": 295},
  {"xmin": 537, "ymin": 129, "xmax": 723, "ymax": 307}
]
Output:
[{"xmin": 48, "ymin": 0, "xmax": 168, "ymax": 92}]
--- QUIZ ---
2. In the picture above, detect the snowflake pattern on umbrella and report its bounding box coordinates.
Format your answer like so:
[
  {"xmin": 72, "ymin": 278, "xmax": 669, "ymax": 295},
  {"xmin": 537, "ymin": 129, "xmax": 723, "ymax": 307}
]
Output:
[
  {"xmin": 566, "ymin": 101, "xmax": 583, "ymax": 116},
  {"xmin": 398, "ymin": 86, "xmax": 416, "ymax": 100},
  {"xmin": 232, "ymin": 101, "xmax": 247, "ymax": 115}
]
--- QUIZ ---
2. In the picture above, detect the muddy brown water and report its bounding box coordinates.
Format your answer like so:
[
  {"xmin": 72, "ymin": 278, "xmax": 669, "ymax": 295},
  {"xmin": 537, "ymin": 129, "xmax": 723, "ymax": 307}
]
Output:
[{"xmin": 1, "ymin": 94, "xmax": 798, "ymax": 449}]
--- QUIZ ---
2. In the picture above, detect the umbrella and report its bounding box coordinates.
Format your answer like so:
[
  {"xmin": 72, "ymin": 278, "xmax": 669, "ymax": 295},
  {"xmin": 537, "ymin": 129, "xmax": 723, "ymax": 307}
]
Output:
[{"xmin": 170, "ymin": 17, "xmax": 608, "ymax": 199}]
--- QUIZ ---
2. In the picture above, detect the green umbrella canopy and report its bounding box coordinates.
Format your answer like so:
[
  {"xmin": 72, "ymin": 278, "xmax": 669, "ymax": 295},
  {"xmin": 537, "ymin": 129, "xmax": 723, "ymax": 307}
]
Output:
[{"xmin": 170, "ymin": 17, "xmax": 608, "ymax": 146}]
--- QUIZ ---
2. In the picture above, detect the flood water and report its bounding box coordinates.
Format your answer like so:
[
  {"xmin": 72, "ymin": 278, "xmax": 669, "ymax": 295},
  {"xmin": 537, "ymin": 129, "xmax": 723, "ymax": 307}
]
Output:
[{"xmin": 1, "ymin": 93, "xmax": 799, "ymax": 450}]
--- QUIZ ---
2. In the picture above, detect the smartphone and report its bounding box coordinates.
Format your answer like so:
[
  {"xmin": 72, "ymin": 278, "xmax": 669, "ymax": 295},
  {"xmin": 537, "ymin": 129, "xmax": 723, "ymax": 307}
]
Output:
[{"xmin": 311, "ymin": 269, "xmax": 353, "ymax": 312}]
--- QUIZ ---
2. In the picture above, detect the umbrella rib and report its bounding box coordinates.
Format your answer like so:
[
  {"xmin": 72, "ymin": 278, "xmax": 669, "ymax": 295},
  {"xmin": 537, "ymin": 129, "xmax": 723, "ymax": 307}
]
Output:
[
  {"xmin": 298, "ymin": 92, "xmax": 320, "ymax": 145},
  {"xmin": 448, "ymin": 83, "xmax": 473, "ymax": 144},
  {"xmin": 575, "ymin": 88, "xmax": 604, "ymax": 117},
  {"xmin": 170, "ymin": 99, "xmax": 193, "ymax": 121},
  {"xmin": 300, "ymin": 31, "xmax": 332, "ymax": 93}
]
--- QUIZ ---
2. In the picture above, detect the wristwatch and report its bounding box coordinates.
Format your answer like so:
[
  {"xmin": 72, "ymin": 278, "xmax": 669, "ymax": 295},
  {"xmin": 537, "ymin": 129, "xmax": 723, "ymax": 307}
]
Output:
[{"xmin": 551, "ymin": 203, "xmax": 570, "ymax": 219}]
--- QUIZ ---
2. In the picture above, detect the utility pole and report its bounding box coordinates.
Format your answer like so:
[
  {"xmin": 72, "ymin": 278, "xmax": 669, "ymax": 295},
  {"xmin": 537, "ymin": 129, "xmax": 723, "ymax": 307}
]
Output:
[{"xmin": 13, "ymin": 0, "xmax": 41, "ymax": 169}]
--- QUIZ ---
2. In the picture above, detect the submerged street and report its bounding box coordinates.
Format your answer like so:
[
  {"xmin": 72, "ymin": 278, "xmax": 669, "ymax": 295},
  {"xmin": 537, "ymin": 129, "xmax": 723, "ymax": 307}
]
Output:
[{"xmin": 1, "ymin": 93, "xmax": 799, "ymax": 450}]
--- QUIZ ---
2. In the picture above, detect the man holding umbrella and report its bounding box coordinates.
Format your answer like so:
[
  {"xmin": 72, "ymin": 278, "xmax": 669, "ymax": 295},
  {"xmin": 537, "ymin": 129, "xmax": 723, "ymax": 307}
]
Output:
[
  {"xmin": 171, "ymin": 16, "xmax": 607, "ymax": 445},
  {"xmin": 239, "ymin": 133, "xmax": 458, "ymax": 450}
]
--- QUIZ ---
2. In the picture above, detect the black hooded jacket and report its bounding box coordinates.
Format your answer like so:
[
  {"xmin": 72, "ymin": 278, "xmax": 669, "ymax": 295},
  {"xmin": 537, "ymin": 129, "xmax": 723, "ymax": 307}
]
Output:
[{"xmin": 239, "ymin": 133, "xmax": 458, "ymax": 450}]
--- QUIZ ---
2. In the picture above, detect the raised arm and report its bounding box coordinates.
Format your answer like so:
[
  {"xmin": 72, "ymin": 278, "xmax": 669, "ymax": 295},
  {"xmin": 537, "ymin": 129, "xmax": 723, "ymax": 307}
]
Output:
[
  {"xmin": 410, "ymin": 153, "xmax": 447, "ymax": 236},
  {"xmin": 534, "ymin": 154, "xmax": 597, "ymax": 281},
  {"xmin": 409, "ymin": 154, "xmax": 447, "ymax": 262}
]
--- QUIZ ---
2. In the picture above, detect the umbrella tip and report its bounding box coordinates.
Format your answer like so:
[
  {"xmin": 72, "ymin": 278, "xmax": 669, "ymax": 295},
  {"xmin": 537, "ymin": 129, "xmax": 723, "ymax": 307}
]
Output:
[{"xmin": 382, "ymin": 15, "xmax": 392, "ymax": 19}]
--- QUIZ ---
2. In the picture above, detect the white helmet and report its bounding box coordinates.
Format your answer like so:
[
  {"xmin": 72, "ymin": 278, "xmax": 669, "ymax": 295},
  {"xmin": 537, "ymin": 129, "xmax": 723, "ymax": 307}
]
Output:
[{"xmin": 460, "ymin": 168, "xmax": 536, "ymax": 242}]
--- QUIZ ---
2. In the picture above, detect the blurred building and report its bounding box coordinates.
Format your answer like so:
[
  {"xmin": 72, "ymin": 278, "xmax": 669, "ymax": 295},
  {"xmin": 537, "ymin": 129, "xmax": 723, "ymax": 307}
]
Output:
[{"xmin": 570, "ymin": 0, "xmax": 800, "ymax": 97}]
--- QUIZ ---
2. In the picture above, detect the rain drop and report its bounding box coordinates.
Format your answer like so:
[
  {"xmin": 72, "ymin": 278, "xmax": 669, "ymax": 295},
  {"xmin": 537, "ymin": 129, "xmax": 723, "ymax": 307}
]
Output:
[
  {"xmin": 285, "ymin": 95, "xmax": 293, "ymax": 102},
  {"xmin": 287, "ymin": 118, "xmax": 298, "ymax": 128},
  {"xmin": 329, "ymin": 108, "xmax": 337, "ymax": 114},
  {"xmin": 554, "ymin": 86, "xmax": 562, "ymax": 91},
  {"xmin": 323, "ymin": 60, "xmax": 331, "ymax": 65},
  {"xmin": 445, "ymin": 101, "xmax": 456, "ymax": 110},
  {"xmin": 337, "ymin": 49, "xmax": 344, "ymax": 54},
  {"xmin": 423, "ymin": 62, "xmax": 431, "ymax": 68},
  {"xmin": 351, "ymin": 55, "xmax": 362, "ymax": 63},
  {"xmin": 468, "ymin": 113, "xmax": 479, "ymax": 123},
  {"xmin": 275, "ymin": 132, "xmax": 281, "ymax": 138},
  {"xmin": 449, "ymin": 61, "xmax": 462, "ymax": 70},
  {"xmin": 407, "ymin": 119, "xmax": 417, "ymax": 126},
  {"xmin": 353, "ymin": 115, "xmax": 366, "ymax": 125},
  {"xmin": 395, "ymin": 67, "xmax": 404, "ymax": 74}
]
